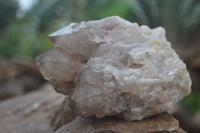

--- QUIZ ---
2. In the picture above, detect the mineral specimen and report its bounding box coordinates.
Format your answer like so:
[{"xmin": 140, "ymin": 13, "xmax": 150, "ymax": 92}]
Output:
[{"xmin": 36, "ymin": 16, "xmax": 191, "ymax": 121}]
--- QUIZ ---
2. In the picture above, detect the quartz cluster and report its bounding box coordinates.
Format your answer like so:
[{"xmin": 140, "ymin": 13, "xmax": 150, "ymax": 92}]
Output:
[{"xmin": 36, "ymin": 16, "xmax": 191, "ymax": 121}]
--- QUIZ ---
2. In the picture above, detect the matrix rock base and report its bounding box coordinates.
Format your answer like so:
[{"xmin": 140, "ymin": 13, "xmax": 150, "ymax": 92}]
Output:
[{"xmin": 55, "ymin": 113, "xmax": 186, "ymax": 133}]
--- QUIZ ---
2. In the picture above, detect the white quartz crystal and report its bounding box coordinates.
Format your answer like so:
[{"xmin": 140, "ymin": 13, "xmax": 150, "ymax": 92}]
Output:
[{"xmin": 36, "ymin": 16, "xmax": 191, "ymax": 121}]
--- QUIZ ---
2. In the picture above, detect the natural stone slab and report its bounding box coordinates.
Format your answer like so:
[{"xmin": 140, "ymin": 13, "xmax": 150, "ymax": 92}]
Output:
[
  {"xmin": 0, "ymin": 84, "xmax": 65, "ymax": 133},
  {"xmin": 36, "ymin": 16, "xmax": 191, "ymax": 121},
  {"xmin": 55, "ymin": 113, "xmax": 186, "ymax": 133}
]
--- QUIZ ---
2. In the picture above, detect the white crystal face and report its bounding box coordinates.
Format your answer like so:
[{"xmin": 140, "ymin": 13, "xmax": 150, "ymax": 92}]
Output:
[{"xmin": 36, "ymin": 16, "xmax": 191, "ymax": 121}]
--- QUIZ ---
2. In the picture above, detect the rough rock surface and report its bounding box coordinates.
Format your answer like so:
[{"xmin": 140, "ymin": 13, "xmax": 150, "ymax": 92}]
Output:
[
  {"xmin": 0, "ymin": 91, "xmax": 186, "ymax": 133},
  {"xmin": 55, "ymin": 113, "xmax": 186, "ymax": 133},
  {"xmin": 51, "ymin": 97, "xmax": 77, "ymax": 130},
  {"xmin": 36, "ymin": 16, "xmax": 191, "ymax": 121},
  {"xmin": 0, "ymin": 84, "xmax": 65, "ymax": 133}
]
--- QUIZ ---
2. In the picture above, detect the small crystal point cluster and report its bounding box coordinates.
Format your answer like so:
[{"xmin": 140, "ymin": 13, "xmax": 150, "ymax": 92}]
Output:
[{"xmin": 36, "ymin": 16, "xmax": 191, "ymax": 121}]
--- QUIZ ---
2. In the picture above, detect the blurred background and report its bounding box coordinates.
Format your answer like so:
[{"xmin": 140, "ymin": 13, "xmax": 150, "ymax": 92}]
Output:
[{"xmin": 0, "ymin": 0, "xmax": 200, "ymax": 132}]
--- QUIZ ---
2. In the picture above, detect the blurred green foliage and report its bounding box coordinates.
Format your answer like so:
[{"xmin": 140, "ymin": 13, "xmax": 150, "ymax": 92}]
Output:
[
  {"xmin": 0, "ymin": 0, "xmax": 18, "ymax": 32},
  {"xmin": 125, "ymin": 0, "xmax": 200, "ymax": 44},
  {"xmin": 181, "ymin": 93, "xmax": 200, "ymax": 114},
  {"xmin": 0, "ymin": 0, "xmax": 200, "ymax": 58}
]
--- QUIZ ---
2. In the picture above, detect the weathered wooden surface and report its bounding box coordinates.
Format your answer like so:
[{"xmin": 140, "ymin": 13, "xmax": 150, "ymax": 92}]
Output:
[
  {"xmin": 0, "ymin": 84, "xmax": 65, "ymax": 133},
  {"xmin": 55, "ymin": 113, "xmax": 186, "ymax": 133}
]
